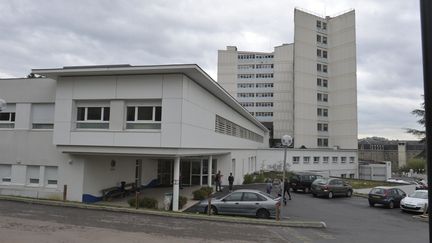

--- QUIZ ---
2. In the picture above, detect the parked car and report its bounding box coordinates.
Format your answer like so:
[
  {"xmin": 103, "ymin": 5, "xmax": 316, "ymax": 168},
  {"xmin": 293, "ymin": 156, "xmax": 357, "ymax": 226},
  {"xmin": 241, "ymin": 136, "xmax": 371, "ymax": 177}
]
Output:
[
  {"xmin": 311, "ymin": 178, "xmax": 353, "ymax": 198},
  {"xmin": 415, "ymin": 181, "xmax": 428, "ymax": 190},
  {"xmin": 289, "ymin": 172, "xmax": 323, "ymax": 193},
  {"xmin": 199, "ymin": 189, "xmax": 280, "ymax": 219},
  {"xmin": 400, "ymin": 190, "xmax": 428, "ymax": 213},
  {"xmin": 368, "ymin": 186, "xmax": 406, "ymax": 208}
]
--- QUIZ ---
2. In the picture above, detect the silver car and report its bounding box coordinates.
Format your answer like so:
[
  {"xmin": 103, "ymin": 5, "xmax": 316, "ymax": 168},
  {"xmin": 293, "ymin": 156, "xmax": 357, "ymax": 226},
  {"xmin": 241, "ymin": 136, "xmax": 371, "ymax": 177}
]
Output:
[{"xmin": 199, "ymin": 189, "xmax": 280, "ymax": 219}]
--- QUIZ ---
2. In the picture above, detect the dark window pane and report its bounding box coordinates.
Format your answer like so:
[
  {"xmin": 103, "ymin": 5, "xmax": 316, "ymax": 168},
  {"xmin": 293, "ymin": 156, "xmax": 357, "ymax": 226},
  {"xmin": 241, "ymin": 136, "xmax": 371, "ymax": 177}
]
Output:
[
  {"xmin": 137, "ymin": 107, "xmax": 153, "ymax": 120},
  {"xmin": 0, "ymin": 113, "xmax": 9, "ymax": 121},
  {"xmin": 155, "ymin": 107, "xmax": 162, "ymax": 121},
  {"xmin": 10, "ymin": 113, "xmax": 15, "ymax": 121},
  {"xmin": 127, "ymin": 107, "xmax": 135, "ymax": 121},
  {"xmin": 103, "ymin": 107, "xmax": 110, "ymax": 121},
  {"xmin": 87, "ymin": 107, "xmax": 102, "ymax": 120},
  {"xmin": 77, "ymin": 108, "xmax": 85, "ymax": 121}
]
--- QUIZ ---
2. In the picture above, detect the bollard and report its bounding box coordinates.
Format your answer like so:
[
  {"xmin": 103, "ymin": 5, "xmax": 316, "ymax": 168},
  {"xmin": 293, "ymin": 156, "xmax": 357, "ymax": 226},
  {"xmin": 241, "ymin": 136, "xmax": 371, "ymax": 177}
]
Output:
[
  {"xmin": 135, "ymin": 191, "xmax": 139, "ymax": 209},
  {"xmin": 63, "ymin": 185, "xmax": 67, "ymax": 202}
]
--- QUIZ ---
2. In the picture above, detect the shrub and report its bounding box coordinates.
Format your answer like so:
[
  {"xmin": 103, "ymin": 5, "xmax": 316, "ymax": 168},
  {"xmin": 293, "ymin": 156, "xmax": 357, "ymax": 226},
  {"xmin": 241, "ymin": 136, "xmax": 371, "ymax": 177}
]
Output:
[
  {"xmin": 253, "ymin": 173, "xmax": 266, "ymax": 183},
  {"xmin": 128, "ymin": 197, "xmax": 158, "ymax": 209},
  {"xmin": 179, "ymin": 196, "xmax": 188, "ymax": 209},
  {"xmin": 193, "ymin": 187, "xmax": 214, "ymax": 200},
  {"xmin": 243, "ymin": 174, "xmax": 254, "ymax": 184}
]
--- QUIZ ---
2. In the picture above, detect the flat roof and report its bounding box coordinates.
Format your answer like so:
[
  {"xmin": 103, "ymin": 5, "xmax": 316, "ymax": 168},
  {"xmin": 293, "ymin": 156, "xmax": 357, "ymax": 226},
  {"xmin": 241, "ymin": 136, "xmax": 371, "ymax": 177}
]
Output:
[{"xmin": 33, "ymin": 64, "xmax": 268, "ymax": 133}]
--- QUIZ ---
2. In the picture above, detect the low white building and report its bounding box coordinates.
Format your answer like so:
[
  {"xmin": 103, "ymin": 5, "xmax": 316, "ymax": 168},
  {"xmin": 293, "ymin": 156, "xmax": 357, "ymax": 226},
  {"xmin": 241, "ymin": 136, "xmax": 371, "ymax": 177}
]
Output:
[{"xmin": 0, "ymin": 64, "xmax": 358, "ymax": 210}]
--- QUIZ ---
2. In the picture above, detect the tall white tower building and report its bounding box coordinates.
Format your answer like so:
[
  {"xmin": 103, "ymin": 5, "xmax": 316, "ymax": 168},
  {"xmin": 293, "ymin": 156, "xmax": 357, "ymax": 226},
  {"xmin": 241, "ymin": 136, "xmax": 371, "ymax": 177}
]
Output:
[{"xmin": 218, "ymin": 8, "xmax": 357, "ymax": 150}]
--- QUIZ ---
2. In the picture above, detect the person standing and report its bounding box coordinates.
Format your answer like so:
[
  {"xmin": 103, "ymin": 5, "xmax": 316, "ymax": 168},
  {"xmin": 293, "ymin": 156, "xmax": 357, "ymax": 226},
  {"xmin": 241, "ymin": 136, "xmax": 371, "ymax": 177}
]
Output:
[
  {"xmin": 228, "ymin": 173, "xmax": 234, "ymax": 192},
  {"xmin": 215, "ymin": 171, "xmax": 222, "ymax": 192},
  {"xmin": 266, "ymin": 179, "xmax": 273, "ymax": 194}
]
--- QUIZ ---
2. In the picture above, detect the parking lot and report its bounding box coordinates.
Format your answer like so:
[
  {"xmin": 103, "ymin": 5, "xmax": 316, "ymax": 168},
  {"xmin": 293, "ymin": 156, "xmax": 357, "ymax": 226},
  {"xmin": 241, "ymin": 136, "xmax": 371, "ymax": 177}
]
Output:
[{"xmin": 189, "ymin": 183, "xmax": 429, "ymax": 243}]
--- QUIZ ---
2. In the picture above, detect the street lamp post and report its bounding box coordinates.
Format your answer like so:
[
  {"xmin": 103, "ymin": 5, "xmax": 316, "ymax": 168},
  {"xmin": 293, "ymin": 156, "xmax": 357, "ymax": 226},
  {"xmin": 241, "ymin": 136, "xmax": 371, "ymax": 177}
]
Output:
[{"xmin": 281, "ymin": 135, "xmax": 293, "ymax": 205}]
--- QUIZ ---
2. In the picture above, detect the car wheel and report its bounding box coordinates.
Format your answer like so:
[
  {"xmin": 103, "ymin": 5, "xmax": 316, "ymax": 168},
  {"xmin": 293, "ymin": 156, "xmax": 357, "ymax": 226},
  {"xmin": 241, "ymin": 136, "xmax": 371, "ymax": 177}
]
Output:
[
  {"xmin": 205, "ymin": 205, "xmax": 218, "ymax": 215},
  {"xmin": 388, "ymin": 201, "xmax": 394, "ymax": 209},
  {"xmin": 346, "ymin": 190, "xmax": 352, "ymax": 197},
  {"xmin": 256, "ymin": 209, "xmax": 270, "ymax": 219},
  {"xmin": 369, "ymin": 201, "xmax": 374, "ymax": 207},
  {"xmin": 328, "ymin": 191, "xmax": 333, "ymax": 199}
]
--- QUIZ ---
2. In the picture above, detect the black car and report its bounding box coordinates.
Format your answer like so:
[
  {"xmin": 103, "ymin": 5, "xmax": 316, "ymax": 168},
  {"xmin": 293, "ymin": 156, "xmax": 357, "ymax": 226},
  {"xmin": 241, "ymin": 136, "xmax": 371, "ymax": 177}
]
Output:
[
  {"xmin": 289, "ymin": 172, "xmax": 323, "ymax": 193},
  {"xmin": 368, "ymin": 186, "xmax": 406, "ymax": 209}
]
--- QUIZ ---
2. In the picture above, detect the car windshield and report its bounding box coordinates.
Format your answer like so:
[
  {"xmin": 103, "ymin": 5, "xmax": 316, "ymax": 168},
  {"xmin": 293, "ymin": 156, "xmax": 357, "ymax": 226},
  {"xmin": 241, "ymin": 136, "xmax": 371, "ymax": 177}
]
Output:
[
  {"xmin": 409, "ymin": 191, "xmax": 428, "ymax": 199},
  {"xmin": 370, "ymin": 188, "xmax": 386, "ymax": 195}
]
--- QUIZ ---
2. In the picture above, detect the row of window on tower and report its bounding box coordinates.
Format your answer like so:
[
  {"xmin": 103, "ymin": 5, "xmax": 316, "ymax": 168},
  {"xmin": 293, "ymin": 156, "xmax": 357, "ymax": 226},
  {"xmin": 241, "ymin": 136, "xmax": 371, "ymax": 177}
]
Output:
[
  {"xmin": 239, "ymin": 102, "xmax": 273, "ymax": 107},
  {"xmin": 237, "ymin": 93, "xmax": 273, "ymax": 98},
  {"xmin": 249, "ymin": 112, "xmax": 273, "ymax": 117},
  {"xmin": 238, "ymin": 54, "xmax": 274, "ymax": 60},
  {"xmin": 237, "ymin": 83, "xmax": 274, "ymax": 88},
  {"xmin": 238, "ymin": 64, "xmax": 274, "ymax": 70},
  {"xmin": 237, "ymin": 73, "xmax": 274, "ymax": 79},
  {"xmin": 316, "ymin": 20, "xmax": 327, "ymax": 30}
]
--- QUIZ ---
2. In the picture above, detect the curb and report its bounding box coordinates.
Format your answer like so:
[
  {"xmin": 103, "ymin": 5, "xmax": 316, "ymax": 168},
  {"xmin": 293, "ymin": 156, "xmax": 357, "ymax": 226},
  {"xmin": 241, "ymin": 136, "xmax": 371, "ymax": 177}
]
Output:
[
  {"xmin": 353, "ymin": 192, "xmax": 368, "ymax": 198},
  {"xmin": 0, "ymin": 195, "xmax": 326, "ymax": 228}
]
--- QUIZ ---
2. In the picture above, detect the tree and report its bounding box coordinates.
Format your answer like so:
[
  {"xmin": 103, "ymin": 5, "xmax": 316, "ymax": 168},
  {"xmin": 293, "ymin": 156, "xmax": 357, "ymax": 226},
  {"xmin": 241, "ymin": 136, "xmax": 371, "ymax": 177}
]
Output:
[
  {"xmin": 406, "ymin": 100, "xmax": 426, "ymax": 143},
  {"xmin": 26, "ymin": 73, "xmax": 45, "ymax": 78}
]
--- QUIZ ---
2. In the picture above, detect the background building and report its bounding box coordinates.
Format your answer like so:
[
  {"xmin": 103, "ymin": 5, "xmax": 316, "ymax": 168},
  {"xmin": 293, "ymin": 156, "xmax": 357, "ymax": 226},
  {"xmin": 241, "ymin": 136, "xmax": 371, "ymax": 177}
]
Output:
[{"xmin": 218, "ymin": 8, "xmax": 357, "ymax": 150}]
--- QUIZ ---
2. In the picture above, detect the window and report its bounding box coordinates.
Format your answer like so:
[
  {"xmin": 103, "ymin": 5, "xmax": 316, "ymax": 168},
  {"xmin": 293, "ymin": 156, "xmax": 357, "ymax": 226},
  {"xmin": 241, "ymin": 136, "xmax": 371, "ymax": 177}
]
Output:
[
  {"xmin": 322, "ymin": 22, "xmax": 327, "ymax": 30},
  {"xmin": 318, "ymin": 138, "xmax": 328, "ymax": 147},
  {"xmin": 303, "ymin": 157, "xmax": 310, "ymax": 164},
  {"xmin": 317, "ymin": 93, "xmax": 328, "ymax": 102},
  {"xmin": 238, "ymin": 83, "xmax": 255, "ymax": 88},
  {"xmin": 341, "ymin": 174, "xmax": 347, "ymax": 178},
  {"xmin": 256, "ymin": 73, "xmax": 274, "ymax": 79},
  {"xmin": 323, "ymin": 157, "xmax": 329, "ymax": 164},
  {"xmin": 317, "ymin": 78, "xmax": 322, "ymax": 86},
  {"xmin": 0, "ymin": 164, "xmax": 11, "ymax": 183},
  {"xmin": 215, "ymin": 115, "xmax": 263, "ymax": 143},
  {"xmin": 224, "ymin": 192, "xmax": 243, "ymax": 201},
  {"xmin": 238, "ymin": 74, "xmax": 254, "ymax": 79},
  {"xmin": 332, "ymin": 157, "xmax": 338, "ymax": 163},
  {"xmin": 323, "ymin": 65, "xmax": 328, "ymax": 73},
  {"xmin": 341, "ymin": 157, "xmax": 347, "ymax": 163},
  {"xmin": 45, "ymin": 166, "xmax": 58, "ymax": 187},
  {"xmin": 238, "ymin": 64, "xmax": 254, "ymax": 70},
  {"xmin": 316, "ymin": 20, "xmax": 321, "ymax": 28},
  {"xmin": 76, "ymin": 106, "xmax": 110, "ymax": 129},
  {"xmin": 317, "ymin": 123, "xmax": 328, "ymax": 132},
  {"xmin": 243, "ymin": 192, "xmax": 266, "ymax": 201},
  {"xmin": 0, "ymin": 103, "xmax": 15, "ymax": 129},
  {"xmin": 239, "ymin": 102, "xmax": 254, "ymax": 107},
  {"xmin": 317, "ymin": 108, "xmax": 328, "ymax": 117},
  {"xmin": 27, "ymin": 166, "xmax": 40, "ymax": 185},
  {"xmin": 317, "ymin": 49, "xmax": 322, "ymax": 57},
  {"xmin": 317, "ymin": 35, "xmax": 322, "ymax": 43},
  {"xmin": 255, "ymin": 83, "xmax": 274, "ymax": 88},
  {"xmin": 293, "ymin": 156, "xmax": 300, "ymax": 164},
  {"xmin": 256, "ymin": 64, "xmax": 274, "ymax": 69},
  {"xmin": 237, "ymin": 93, "xmax": 255, "ymax": 98},
  {"xmin": 32, "ymin": 103, "xmax": 55, "ymax": 129},
  {"xmin": 323, "ymin": 36, "xmax": 327, "ymax": 44},
  {"xmin": 126, "ymin": 106, "xmax": 162, "ymax": 129},
  {"xmin": 255, "ymin": 102, "xmax": 273, "ymax": 107},
  {"xmin": 349, "ymin": 174, "xmax": 355, "ymax": 179},
  {"xmin": 323, "ymin": 50, "xmax": 328, "ymax": 59},
  {"xmin": 255, "ymin": 92, "xmax": 273, "ymax": 97},
  {"xmin": 313, "ymin": 157, "xmax": 320, "ymax": 164},
  {"xmin": 255, "ymin": 112, "xmax": 273, "ymax": 117},
  {"xmin": 317, "ymin": 64, "xmax": 322, "ymax": 72},
  {"xmin": 322, "ymin": 79, "xmax": 328, "ymax": 87},
  {"xmin": 349, "ymin": 157, "xmax": 355, "ymax": 163}
]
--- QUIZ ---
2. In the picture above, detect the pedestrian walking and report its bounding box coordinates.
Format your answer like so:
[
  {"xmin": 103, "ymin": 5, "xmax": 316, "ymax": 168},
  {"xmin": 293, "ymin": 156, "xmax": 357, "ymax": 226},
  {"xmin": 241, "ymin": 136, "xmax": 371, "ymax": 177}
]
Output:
[
  {"xmin": 266, "ymin": 179, "xmax": 273, "ymax": 194},
  {"xmin": 283, "ymin": 180, "xmax": 292, "ymax": 205},
  {"xmin": 215, "ymin": 171, "xmax": 222, "ymax": 192},
  {"xmin": 228, "ymin": 172, "xmax": 234, "ymax": 192}
]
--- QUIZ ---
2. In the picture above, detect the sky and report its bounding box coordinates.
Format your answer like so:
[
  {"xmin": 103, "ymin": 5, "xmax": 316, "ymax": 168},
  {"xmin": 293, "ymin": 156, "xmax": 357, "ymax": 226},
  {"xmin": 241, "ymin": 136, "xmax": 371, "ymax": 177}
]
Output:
[{"xmin": 0, "ymin": 0, "xmax": 425, "ymax": 140}]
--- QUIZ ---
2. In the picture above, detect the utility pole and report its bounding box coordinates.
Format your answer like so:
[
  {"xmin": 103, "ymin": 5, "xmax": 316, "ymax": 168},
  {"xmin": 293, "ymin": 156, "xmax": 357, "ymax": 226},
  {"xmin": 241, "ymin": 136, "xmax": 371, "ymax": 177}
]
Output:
[{"xmin": 419, "ymin": 1, "xmax": 432, "ymax": 241}]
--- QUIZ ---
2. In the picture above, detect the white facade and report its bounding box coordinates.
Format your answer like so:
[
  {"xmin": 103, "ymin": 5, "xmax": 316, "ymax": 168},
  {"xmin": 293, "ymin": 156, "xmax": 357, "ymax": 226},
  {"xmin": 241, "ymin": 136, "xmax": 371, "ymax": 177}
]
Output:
[
  {"xmin": 217, "ymin": 9, "xmax": 357, "ymax": 150},
  {"xmin": 0, "ymin": 65, "xmax": 271, "ymax": 207}
]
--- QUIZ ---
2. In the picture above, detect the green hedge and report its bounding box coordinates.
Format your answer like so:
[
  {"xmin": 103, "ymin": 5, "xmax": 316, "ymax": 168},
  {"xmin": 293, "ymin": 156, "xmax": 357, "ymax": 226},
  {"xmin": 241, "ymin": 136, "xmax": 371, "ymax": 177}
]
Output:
[
  {"xmin": 193, "ymin": 186, "xmax": 213, "ymax": 200},
  {"xmin": 128, "ymin": 197, "xmax": 158, "ymax": 209},
  {"xmin": 243, "ymin": 174, "xmax": 254, "ymax": 184}
]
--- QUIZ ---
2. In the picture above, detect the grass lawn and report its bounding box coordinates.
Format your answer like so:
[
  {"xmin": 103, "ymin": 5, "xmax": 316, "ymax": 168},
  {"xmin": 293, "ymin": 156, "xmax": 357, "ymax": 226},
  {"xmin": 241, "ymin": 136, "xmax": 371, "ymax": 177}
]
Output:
[{"xmin": 343, "ymin": 178, "xmax": 400, "ymax": 189}]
